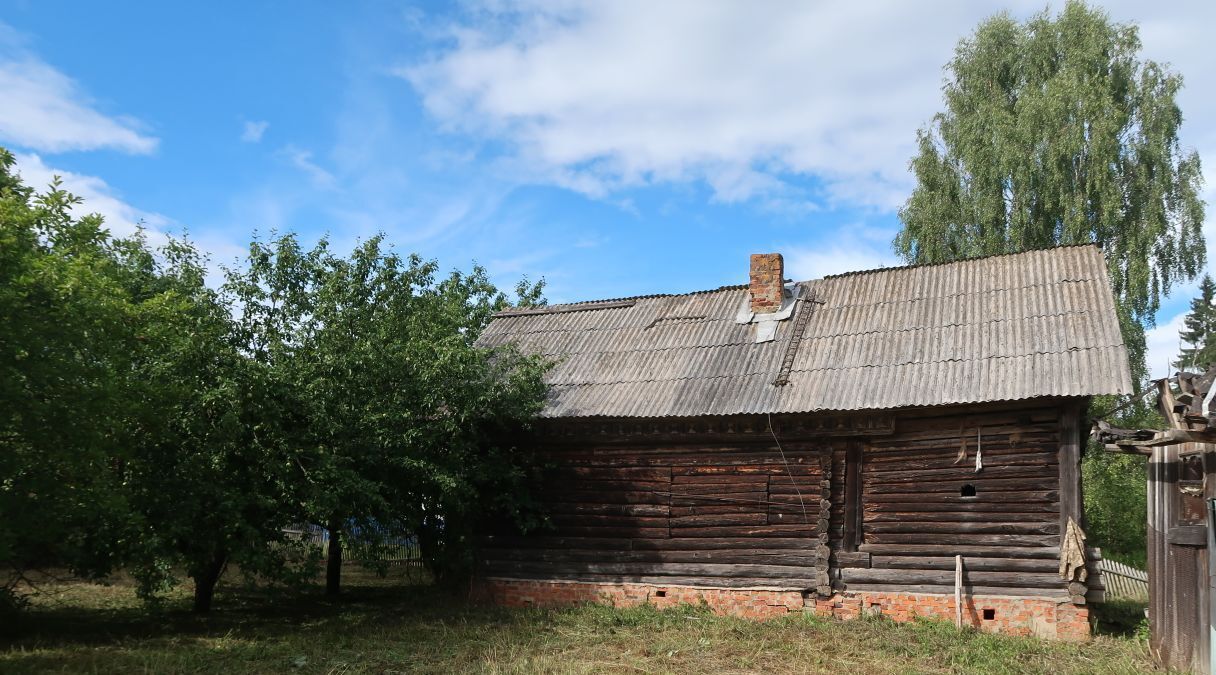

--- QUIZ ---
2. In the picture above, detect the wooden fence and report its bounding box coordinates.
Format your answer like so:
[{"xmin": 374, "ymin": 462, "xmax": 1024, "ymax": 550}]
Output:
[
  {"xmin": 284, "ymin": 525, "xmax": 423, "ymax": 568},
  {"xmin": 1097, "ymin": 559, "xmax": 1149, "ymax": 602}
]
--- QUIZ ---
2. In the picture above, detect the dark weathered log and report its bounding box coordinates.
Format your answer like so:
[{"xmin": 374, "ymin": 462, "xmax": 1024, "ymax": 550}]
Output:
[
  {"xmin": 670, "ymin": 483, "xmax": 770, "ymax": 496},
  {"xmin": 842, "ymin": 583, "xmax": 1068, "ymax": 599},
  {"xmin": 545, "ymin": 503, "xmax": 671, "ymax": 517},
  {"xmin": 671, "ymin": 475, "xmax": 772, "ymax": 485},
  {"xmin": 480, "ymin": 535, "xmax": 633, "ymax": 550},
  {"xmin": 479, "ymin": 548, "xmax": 817, "ymax": 566},
  {"xmin": 858, "ymin": 544, "xmax": 1060, "ymax": 558},
  {"xmin": 865, "ymin": 490, "xmax": 1059, "ymax": 504},
  {"xmin": 841, "ymin": 568, "xmax": 1065, "ymax": 589},
  {"xmin": 478, "ymin": 570, "xmax": 817, "ymax": 588},
  {"xmin": 549, "ymin": 466, "xmax": 673, "ymax": 481},
  {"xmin": 671, "ymin": 505, "xmax": 774, "ymax": 516},
  {"xmin": 864, "ymin": 477, "xmax": 1056, "ymax": 494},
  {"xmin": 671, "ymin": 524, "xmax": 816, "ymax": 538},
  {"xmin": 670, "ymin": 513, "xmax": 768, "ymax": 527},
  {"xmin": 865, "ymin": 464, "xmax": 1054, "ymax": 484},
  {"xmin": 862, "ymin": 521, "xmax": 1058, "ymax": 535},
  {"xmin": 860, "ymin": 533, "xmax": 1057, "ymax": 547},
  {"xmin": 864, "ymin": 501, "xmax": 1058, "ymax": 514},
  {"xmin": 547, "ymin": 490, "xmax": 671, "ymax": 505},
  {"xmin": 480, "ymin": 559, "xmax": 816, "ymax": 579},
  {"xmin": 871, "ymin": 556, "xmax": 1061, "ymax": 572},
  {"xmin": 631, "ymin": 537, "xmax": 811, "ymax": 551},
  {"xmin": 546, "ymin": 480, "xmax": 671, "ymax": 493},
  {"xmin": 832, "ymin": 551, "xmax": 871, "ymax": 568},
  {"xmin": 549, "ymin": 514, "xmax": 670, "ymax": 528},
  {"xmin": 549, "ymin": 526, "xmax": 670, "ymax": 539},
  {"xmin": 863, "ymin": 511, "xmax": 1056, "ymax": 523}
]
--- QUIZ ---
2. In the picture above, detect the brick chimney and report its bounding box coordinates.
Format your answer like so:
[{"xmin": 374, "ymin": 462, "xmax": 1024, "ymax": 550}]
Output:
[{"xmin": 749, "ymin": 253, "xmax": 784, "ymax": 314}]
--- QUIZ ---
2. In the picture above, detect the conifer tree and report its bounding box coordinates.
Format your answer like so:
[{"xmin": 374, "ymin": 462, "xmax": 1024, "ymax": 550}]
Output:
[{"xmin": 1177, "ymin": 275, "xmax": 1216, "ymax": 371}]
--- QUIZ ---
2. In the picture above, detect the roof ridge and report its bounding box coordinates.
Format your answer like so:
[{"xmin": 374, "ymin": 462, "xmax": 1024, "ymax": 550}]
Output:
[
  {"xmin": 819, "ymin": 242, "xmax": 1100, "ymax": 280},
  {"xmin": 502, "ymin": 243, "xmax": 1101, "ymax": 312}
]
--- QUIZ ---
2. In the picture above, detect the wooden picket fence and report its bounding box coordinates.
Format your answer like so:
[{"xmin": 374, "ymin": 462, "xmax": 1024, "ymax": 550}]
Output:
[{"xmin": 1097, "ymin": 558, "xmax": 1149, "ymax": 601}]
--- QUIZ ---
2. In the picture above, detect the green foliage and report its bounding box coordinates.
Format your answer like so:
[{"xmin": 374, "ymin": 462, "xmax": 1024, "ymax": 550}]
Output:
[
  {"xmin": 0, "ymin": 148, "xmax": 148, "ymax": 604},
  {"xmin": 1082, "ymin": 447, "xmax": 1146, "ymax": 568},
  {"xmin": 1176, "ymin": 274, "xmax": 1216, "ymax": 371},
  {"xmin": 225, "ymin": 233, "xmax": 550, "ymax": 590},
  {"xmin": 2, "ymin": 143, "xmax": 546, "ymax": 612},
  {"xmin": 894, "ymin": 1, "xmax": 1206, "ymax": 382}
]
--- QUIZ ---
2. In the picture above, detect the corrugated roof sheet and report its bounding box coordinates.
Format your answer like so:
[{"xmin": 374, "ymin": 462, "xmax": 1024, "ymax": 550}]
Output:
[{"xmin": 477, "ymin": 245, "xmax": 1134, "ymax": 417}]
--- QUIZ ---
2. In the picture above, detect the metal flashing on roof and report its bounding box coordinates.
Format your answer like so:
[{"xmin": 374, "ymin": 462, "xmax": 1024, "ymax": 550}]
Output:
[
  {"xmin": 736, "ymin": 282, "xmax": 800, "ymax": 343},
  {"xmin": 476, "ymin": 245, "xmax": 1134, "ymax": 418}
]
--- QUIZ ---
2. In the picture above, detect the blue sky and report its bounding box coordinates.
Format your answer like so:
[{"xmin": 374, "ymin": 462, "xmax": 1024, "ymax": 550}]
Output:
[{"xmin": 1, "ymin": 1, "xmax": 1213, "ymax": 378}]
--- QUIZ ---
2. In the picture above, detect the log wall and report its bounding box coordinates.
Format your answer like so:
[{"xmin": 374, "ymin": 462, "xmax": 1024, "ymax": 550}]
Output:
[
  {"xmin": 480, "ymin": 444, "xmax": 828, "ymax": 588},
  {"xmin": 480, "ymin": 399, "xmax": 1084, "ymax": 602},
  {"xmin": 849, "ymin": 404, "xmax": 1069, "ymax": 599}
]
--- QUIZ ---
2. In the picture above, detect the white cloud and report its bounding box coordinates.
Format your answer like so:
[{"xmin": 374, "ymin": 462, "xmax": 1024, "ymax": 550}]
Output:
[
  {"xmin": 401, "ymin": 2, "xmax": 1026, "ymax": 209},
  {"xmin": 0, "ymin": 22, "xmax": 157, "ymax": 154},
  {"xmin": 1146, "ymin": 310, "xmax": 1188, "ymax": 380},
  {"xmin": 784, "ymin": 224, "xmax": 901, "ymax": 280},
  {"xmin": 403, "ymin": 1, "xmax": 1216, "ymax": 223},
  {"xmin": 13, "ymin": 152, "xmax": 169, "ymax": 239},
  {"xmin": 241, "ymin": 120, "xmax": 269, "ymax": 143},
  {"xmin": 279, "ymin": 145, "xmax": 336, "ymax": 188}
]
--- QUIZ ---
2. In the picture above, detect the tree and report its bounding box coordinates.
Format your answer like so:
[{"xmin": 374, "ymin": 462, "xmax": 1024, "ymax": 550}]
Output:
[
  {"xmin": 0, "ymin": 149, "xmax": 145, "ymax": 613},
  {"xmin": 117, "ymin": 237, "xmax": 318, "ymax": 613},
  {"xmin": 1176, "ymin": 275, "xmax": 1216, "ymax": 372},
  {"xmin": 0, "ymin": 146, "xmax": 317, "ymax": 614},
  {"xmin": 894, "ymin": 1, "xmax": 1206, "ymax": 382},
  {"xmin": 227, "ymin": 234, "xmax": 549, "ymax": 595}
]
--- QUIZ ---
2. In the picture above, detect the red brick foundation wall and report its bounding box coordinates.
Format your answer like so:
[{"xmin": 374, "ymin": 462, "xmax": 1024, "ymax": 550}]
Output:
[
  {"xmin": 474, "ymin": 578, "xmax": 1091, "ymax": 641},
  {"xmin": 814, "ymin": 592, "xmax": 1090, "ymax": 641}
]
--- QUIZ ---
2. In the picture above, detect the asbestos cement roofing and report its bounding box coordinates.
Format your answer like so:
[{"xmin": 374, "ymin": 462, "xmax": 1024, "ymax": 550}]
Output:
[{"xmin": 476, "ymin": 244, "xmax": 1134, "ymax": 418}]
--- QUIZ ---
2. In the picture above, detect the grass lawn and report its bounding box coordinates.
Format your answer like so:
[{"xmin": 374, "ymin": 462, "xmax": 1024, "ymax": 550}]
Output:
[{"xmin": 1, "ymin": 568, "xmax": 1156, "ymax": 674}]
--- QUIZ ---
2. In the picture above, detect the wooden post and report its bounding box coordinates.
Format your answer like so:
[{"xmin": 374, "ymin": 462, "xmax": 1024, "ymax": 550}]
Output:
[
  {"xmin": 1058, "ymin": 402, "xmax": 1083, "ymax": 539},
  {"xmin": 955, "ymin": 555, "xmax": 963, "ymax": 629},
  {"xmin": 843, "ymin": 442, "xmax": 862, "ymax": 552}
]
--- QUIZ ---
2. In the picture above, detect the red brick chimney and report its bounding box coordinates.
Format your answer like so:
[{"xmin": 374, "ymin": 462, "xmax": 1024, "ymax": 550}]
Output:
[{"xmin": 749, "ymin": 253, "xmax": 784, "ymax": 314}]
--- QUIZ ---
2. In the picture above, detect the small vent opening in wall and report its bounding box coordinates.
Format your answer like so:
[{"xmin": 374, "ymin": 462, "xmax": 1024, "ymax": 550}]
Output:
[
  {"xmin": 961, "ymin": 484, "xmax": 977, "ymax": 497},
  {"xmin": 983, "ymin": 608, "xmax": 996, "ymax": 621},
  {"xmin": 655, "ymin": 590, "xmax": 666, "ymax": 598}
]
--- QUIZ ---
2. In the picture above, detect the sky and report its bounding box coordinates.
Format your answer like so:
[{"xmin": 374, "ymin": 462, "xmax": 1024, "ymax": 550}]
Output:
[{"xmin": 1, "ymin": 1, "xmax": 1213, "ymax": 379}]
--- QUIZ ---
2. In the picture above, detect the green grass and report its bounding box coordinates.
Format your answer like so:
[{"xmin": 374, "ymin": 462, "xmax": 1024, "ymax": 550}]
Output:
[{"xmin": 1, "ymin": 570, "xmax": 1157, "ymax": 674}]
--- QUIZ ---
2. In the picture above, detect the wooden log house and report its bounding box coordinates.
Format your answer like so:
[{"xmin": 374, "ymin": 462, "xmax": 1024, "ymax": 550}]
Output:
[{"xmin": 474, "ymin": 245, "xmax": 1132, "ymax": 639}]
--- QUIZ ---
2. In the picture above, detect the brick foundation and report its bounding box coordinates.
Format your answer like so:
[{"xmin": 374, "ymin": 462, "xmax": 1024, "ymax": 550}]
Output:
[
  {"xmin": 474, "ymin": 578, "xmax": 1091, "ymax": 641},
  {"xmin": 814, "ymin": 592, "xmax": 1090, "ymax": 641}
]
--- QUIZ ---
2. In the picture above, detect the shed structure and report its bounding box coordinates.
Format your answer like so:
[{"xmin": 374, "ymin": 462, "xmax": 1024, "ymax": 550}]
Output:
[{"xmin": 474, "ymin": 244, "xmax": 1132, "ymax": 639}]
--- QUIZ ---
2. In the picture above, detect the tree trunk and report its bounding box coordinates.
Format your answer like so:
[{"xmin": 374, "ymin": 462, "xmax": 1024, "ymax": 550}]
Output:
[
  {"xmin": 192, "ymin": 552, "xmax": 227, "ymax": 613},
  {"xmin": 326, "ymin": 517, "xmax": 343, "ymax": 597}
]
